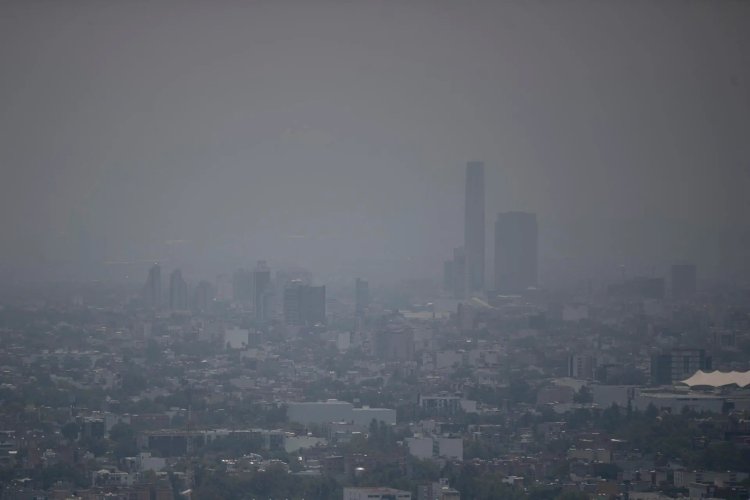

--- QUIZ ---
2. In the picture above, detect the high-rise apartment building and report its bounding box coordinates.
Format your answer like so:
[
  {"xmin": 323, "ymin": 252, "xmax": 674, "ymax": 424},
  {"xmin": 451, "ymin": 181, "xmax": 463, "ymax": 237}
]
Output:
[
  {"xmin": 494, "ymin": 211, "xmax": 538, "ymax": 293},
  {"xmin": 464, "ymin": 161, "xmax": 485, "ymax": 293}
]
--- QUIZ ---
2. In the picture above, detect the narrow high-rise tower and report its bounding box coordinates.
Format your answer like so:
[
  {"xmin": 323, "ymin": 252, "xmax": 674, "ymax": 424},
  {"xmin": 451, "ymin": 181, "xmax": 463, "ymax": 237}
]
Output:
[
  {"xmin": 465, "ymin": 161, "xmax": 485, "ymax": 293},
  {"xmin": 144, "ymin": 263, "xmax": 162, "ymax": 309},
  {"xmin": 253, "ymin": 260, "xmax": 271, "ymax": 321}
]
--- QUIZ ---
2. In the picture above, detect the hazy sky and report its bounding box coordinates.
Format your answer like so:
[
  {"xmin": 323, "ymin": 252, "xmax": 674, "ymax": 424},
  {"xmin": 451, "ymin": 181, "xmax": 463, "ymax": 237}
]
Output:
[{"xmin": 1, "ymin": 0, "xmax": 748, "ymax": 286}]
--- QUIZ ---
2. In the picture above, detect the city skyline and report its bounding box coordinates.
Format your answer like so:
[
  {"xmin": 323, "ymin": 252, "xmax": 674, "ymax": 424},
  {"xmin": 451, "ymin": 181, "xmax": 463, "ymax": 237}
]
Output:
[
  {"xmin": 1, "ymin": 2, "xmax": 749, "ymax": 497},
  {"xmin": 1, "ymin": 1, "xmax": 748, "ymax": 289}
]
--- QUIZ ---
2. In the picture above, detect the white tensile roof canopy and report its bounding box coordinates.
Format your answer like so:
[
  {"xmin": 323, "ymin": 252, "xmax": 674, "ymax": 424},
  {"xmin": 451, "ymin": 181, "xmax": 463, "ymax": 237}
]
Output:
[{"xmin": 681, "ymin": 370, "xmax": 750, "ymax": 388}]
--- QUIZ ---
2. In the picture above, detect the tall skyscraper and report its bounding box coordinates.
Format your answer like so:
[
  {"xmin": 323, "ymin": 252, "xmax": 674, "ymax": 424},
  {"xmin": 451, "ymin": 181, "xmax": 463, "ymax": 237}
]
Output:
[
  {"xmin": 169, "ymin": 268, "xmax": 188, "ymax": 310},
  {"xmin": 671, "ymin": 263, "xmax": 697, "ymax": 300},
  {"xmin": 144, "ymin": 263, "xmax": 162, "ymax": 309},
  {"xmin": 253, "ymin": 260, "xmax": 272, "ymax": 321},
  {"xmin": 355, "ymin": 278, "xmax": 370, "ymax": 317},
  {"xmin": 465, "ymin": 161, "xmax": 485, "ymax": 293},
  {"xmin": 494, "ymin": 211, "xmax": 538, "ymax": 293}
]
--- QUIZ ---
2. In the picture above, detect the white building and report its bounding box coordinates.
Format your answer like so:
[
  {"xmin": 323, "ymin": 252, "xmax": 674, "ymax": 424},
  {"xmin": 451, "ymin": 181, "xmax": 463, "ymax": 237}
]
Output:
[
  {"xmin": 287, "ymin": 400, "xmax": 396, "ymax": 430},
  {"xmin": 406, "ymin": 436, "xmax": 463, "ymax": 461},
  {"xmin": 224, "ymin": 327, "xmax": 249, "ymax": 349}
]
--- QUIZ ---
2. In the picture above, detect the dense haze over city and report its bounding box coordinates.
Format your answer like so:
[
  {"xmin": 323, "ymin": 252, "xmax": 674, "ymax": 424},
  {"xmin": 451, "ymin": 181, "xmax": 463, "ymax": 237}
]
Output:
[
  {"xmin": 2, "ymin": 2, "xmax": 750, "ymax": 500},
  {"xmin": 1, "ymin": 0, "xmax": 749, "ymax": 287}
]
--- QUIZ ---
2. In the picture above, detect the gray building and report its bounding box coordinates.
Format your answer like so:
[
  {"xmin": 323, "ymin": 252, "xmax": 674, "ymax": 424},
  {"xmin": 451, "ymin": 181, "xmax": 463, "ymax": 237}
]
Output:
[{"xmin": 283, "ymin": 281, "xmax": 326, "ymax": 325}]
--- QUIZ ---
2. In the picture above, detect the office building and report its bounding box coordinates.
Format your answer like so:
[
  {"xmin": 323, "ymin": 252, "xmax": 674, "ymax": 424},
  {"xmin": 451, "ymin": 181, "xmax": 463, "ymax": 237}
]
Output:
[
  {"xmin": 355, "ymin": 278, "xmax": 370, "ymax": 317},
  {"xmin": 650, "ymin": 348, "xmax": 712, "ymax": 386},
  {"xmin": 464, "ymin": 161, "xmax": 485, "ymax": 293},
  {"xmin": 283, "ymin": 281, "xmax": 326, "ymax": 326},
  {"xmin": 169, "ymin": 269, "xmax": 188, "ymax": 311},
  {"xmin": 494, "ymin": 211, "xmax": 538, "ymax": 293},
  {"xmin": 253, "ymin": 260, "xmax": 271, "ymax": 321},
  {"xmin": 671, "ymin": 263, "xmax": 697, "ymax": 300},
  {"xmin": 144, "ymin": 264, "xmax": 162, "ymax": 309}
]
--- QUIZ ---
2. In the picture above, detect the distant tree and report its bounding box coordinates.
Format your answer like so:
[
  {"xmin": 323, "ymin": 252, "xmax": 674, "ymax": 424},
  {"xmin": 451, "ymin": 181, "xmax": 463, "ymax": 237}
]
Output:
[
  {"xmin": 573, "ymin": 386, "xmax": 592, "ymax": 404},
  {"xmin": 109, "ymin": 422, "xmax": 138, "ymax": 459},
  {"xmin": 61, "ymin": 421, "xmax": 79, "ymax": 441}
]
